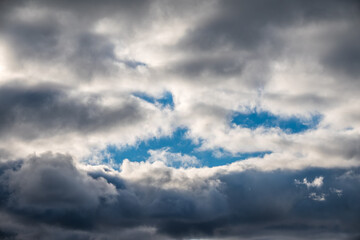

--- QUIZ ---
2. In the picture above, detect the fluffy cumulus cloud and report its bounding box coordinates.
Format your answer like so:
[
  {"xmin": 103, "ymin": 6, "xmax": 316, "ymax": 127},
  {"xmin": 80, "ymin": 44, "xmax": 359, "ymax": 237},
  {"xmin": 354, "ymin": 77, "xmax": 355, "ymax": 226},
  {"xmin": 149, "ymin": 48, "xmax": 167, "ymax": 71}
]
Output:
[{"xmin": 0, "ymin": 0, "xmax": 359, "ymax": 239}]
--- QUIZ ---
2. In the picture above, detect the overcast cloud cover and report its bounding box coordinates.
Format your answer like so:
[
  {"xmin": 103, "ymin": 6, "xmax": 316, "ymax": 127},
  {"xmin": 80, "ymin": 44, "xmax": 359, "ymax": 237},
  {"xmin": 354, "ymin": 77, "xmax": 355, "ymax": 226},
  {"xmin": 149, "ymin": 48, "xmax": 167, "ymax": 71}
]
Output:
[{"xmin": 0, "ymin": 0, "xmax": 360, "ymax": 239}]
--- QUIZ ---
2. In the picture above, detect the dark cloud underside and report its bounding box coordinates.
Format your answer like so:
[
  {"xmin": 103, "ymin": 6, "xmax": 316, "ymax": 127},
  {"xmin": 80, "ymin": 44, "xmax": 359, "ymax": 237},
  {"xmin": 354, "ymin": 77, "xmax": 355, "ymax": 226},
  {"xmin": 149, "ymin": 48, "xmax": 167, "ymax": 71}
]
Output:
[
  {"xmin": 0, "ymin": 84, "xmax": 144, "ymax": 139},
  {"xmin": 0, "ymin": 154, "xmax": 359, "ymax": 239}
]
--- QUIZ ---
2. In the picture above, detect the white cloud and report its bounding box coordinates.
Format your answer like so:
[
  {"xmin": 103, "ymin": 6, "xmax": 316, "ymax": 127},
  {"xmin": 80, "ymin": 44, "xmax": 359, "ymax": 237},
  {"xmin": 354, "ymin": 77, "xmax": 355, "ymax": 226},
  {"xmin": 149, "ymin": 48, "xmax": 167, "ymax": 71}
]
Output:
[
  {"xmin": 0, "ymin": 0, "xmax": 359, "ymax": 174},
  {"xmin": 309, "ymin": 192, "xmax": 326, "ymax": 201},
  {"xmin": 330, "ymin": 188, "xmax": 343, "ymax": 197},
  {"xmin": 295, "ymin": 176, "xmax": 324, "ymax": 188},
  {"xmin": 147, "ymin": 147, "xmax": 200, "ymax": 168}
]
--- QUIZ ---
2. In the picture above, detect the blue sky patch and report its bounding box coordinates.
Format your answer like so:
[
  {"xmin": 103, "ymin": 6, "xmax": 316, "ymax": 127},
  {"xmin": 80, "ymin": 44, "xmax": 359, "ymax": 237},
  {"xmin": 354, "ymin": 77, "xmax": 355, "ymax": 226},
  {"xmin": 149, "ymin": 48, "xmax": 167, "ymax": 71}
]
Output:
[
  {"xmin": 231, "ymin": 110, "xmax": 322, "ymax": 133},
  {"xmin": 103, "ymin": 128, "xmax": 271, "ymax": 168},
  {"xmin": 119, "ymin": 59, "xmax": 147, "ymax": 69},
  {"xmin": 133, "ymin": 91, "xmax": 174, "ymax": 109}
]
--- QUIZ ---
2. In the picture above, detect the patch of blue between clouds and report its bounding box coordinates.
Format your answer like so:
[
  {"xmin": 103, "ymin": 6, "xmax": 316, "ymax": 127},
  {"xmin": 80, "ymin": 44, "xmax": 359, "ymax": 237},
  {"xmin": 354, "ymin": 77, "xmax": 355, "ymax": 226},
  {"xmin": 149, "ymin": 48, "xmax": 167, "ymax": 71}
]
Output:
[
  {"xmin": 231, "ymin": 109, "xmax": 322, "ymax": 133},
  {"xmin": 118, "ymin": 59, "xmax": 147, "ymax": 69},
  {"xmin": 133, "ymin": 91, "xmax": 174, "ymax": 109},
  {"xmin": 104, "ymin": 128, "xmax": 271, "ymax": 168}
]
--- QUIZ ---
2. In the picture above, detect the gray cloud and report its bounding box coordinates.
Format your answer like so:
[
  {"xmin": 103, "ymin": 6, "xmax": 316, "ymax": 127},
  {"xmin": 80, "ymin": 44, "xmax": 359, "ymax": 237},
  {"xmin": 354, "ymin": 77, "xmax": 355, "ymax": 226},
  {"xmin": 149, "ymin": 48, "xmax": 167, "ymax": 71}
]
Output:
[
  {"xmin": 0, "ymin": 84, "xmax": 144, "ymax": 140},
  {"xmin": 169, "ymin": 0, "xmax": 360, "ymax": 89},
  {"xmin": 3, "ymin": 18, "xmax": 60, "ymax": 61},
  {"xmin": 0, "ymin": 153, "xmax": 359, "ymax": 239},
  {"xmin": 322, "ymin": 28, "xmax": 360, "ymax": 79},
  {"xmin": 170, "ymin": 56, "xmax": 244, "ymax": 78},
  {"xmin": 3, "ymin": 19, "xmax": 120, "ymax": 80},
  {"xmin": 69, "ymin": 33, "xmax": 118, "ymax": 79},
  {"xmin": 35, "ymin": 0, "xmax": 152, "ymax": 20},
  {"xmin": 180, "ymin": 0, "xmax": 358, "ymax": 52},
  {"xmin": 0, "ymin": 0, "xmax": 155, "ymax": 81},
  {"xmin": 0, "ymin": 0, "xmax": 152, "ymax": 23}
]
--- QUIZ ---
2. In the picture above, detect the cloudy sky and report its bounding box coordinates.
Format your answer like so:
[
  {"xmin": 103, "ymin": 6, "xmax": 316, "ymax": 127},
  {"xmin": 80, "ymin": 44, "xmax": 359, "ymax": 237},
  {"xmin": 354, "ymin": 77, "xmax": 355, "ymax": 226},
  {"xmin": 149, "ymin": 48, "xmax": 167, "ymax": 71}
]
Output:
[{"xmin": 0, "ymin": 0, "xmax": 360, "ymax": 239}]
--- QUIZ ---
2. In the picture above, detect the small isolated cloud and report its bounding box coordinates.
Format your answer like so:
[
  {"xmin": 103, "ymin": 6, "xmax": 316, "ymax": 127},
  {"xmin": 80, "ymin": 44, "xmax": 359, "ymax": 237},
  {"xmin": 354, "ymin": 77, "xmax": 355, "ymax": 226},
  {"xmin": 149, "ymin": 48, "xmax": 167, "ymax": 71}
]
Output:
[
  {"xmin": 295, "ymin": 176, "xmax": 324, "ymax": 188},
  {"xmin": 147, "ymin": 147, "xmax": 200, "ymax": 168},
  {"xmin": 330, "ymin": 188, "xmax": 343, "ymax": 197},
  {"xmin": 309, "ymin": 192, "xmax": 326, "ymax": 201}
]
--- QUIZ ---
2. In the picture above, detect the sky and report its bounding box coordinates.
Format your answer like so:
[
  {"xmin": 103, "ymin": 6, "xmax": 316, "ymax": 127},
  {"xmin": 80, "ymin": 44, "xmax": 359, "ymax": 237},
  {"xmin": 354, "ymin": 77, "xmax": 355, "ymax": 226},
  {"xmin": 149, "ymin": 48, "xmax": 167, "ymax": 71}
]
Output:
[{"xmin": 0, "ymin": 0, "xmax": 360, "ymax": 239}]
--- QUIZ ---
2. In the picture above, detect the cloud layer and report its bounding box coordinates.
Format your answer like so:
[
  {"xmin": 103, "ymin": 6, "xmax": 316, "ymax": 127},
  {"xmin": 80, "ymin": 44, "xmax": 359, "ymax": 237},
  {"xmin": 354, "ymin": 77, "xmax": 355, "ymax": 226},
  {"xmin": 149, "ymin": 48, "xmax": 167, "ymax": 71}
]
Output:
[
  {"xmin": 0, "ymin": 0, "xmax": 359, "ymax": 239},
  {"xmin": 0, "ymin": 153, "xmax": 360, "ymax": 240}
]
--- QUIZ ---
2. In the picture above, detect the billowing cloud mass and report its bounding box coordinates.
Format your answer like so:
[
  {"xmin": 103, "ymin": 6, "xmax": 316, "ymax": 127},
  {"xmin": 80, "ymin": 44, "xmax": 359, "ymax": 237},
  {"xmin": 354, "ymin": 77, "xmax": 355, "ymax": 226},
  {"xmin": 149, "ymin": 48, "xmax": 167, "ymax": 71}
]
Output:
[{"xmin": 0, "ymin": 0, "xmax": 359, "ymax": 239}]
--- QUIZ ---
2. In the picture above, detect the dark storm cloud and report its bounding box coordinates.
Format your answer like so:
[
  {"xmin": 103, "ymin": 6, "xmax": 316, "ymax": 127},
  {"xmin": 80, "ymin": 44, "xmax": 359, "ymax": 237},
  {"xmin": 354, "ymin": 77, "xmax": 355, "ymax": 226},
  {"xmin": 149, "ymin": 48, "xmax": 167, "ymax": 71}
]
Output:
[
  {"xmin": 180, "ymin": 0, "xmax": 358, "ymax": 52},
  {"xmin": 0, "ymin": 0, "xmax": 154, "ymax": 80},
  {"xmin": 0, "ymin": 153, "xmax": 359, "ymax": 239},
  {"xmin": 35, "ymin": 0, "xmax": 152, "ymax": 19},
  {"xmin": 2, "ymin": 154, "xmax": 118, "ymax": 233},
  {"xmin": 2, "ymin": 0, "xmax": 359, "ymax": 81},
  {"xmin": 2, "ymin": 18, "xmax": 135, "ymax": 79},
  {"xmin": 172, "ymin": 0, "xmax": 360, "ymax": 81},
  {"xmin": 0, "ymin": 0, "xmax": 152, "ymax": 21},
  {"xmin": 8, "ymin": 154, "xmax": 111, "ymax": 209},
  {"xmin": 155, "ymin": 168, "xmax": 360, "ymax": 239},
  {"xmin": 172, "ymin": 56, "xmax": 244, "ymax": 77},
  {"xmin": 0, "ymin": 84, "xmax": 144, "ymax": 140},
  {"xmin": 323, "ymin": 28, "xmax": 360, "ymax": 79},
  {"xmin": 2, "ymin": 17, "xmax": 61, "ymax": 61},
  {"xmin": 70, "ymin": 33, "xmax": 118, "ymax": 79}
]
